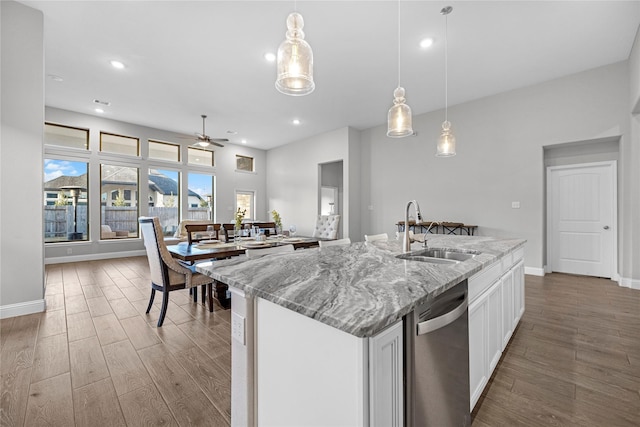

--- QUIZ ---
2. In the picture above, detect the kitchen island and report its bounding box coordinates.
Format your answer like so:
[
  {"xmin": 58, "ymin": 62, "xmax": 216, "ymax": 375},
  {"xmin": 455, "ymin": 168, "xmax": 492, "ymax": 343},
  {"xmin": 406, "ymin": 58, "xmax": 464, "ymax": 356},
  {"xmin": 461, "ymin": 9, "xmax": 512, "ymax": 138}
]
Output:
[{"xmin": 197, "ymin": 235, "xmax": 525, "ymax": 426}]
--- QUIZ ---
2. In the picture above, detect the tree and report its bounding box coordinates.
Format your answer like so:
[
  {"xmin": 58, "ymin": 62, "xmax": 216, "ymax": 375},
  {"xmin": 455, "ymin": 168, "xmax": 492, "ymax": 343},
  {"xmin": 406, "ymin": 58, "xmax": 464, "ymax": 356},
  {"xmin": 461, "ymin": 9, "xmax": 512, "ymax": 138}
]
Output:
[{"xmin": 113, "ymin": 189, "xmax": 126, "ymax": 207}]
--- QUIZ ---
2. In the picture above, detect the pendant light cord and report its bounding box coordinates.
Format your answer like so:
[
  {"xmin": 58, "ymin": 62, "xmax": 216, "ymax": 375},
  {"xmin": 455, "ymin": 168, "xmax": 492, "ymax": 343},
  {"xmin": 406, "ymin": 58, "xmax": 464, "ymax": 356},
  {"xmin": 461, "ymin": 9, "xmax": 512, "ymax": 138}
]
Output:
[
  {"xmin": 444, "ymin": 11, "xmax": 449, "ymax": 123},
  {"xmin": 397, "ymin": 0, "xmax": 401, "ymax": 88}
]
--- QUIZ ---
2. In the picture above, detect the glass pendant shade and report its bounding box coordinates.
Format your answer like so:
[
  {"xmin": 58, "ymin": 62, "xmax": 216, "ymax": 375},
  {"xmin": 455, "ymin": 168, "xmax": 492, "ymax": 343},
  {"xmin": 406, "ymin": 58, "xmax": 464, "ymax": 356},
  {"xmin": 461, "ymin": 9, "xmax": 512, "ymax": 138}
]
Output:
[
  {"xmin": 387, "ymin": 87, "xmax": 413, "ymax": 137},
  {"xmin": 436, "ymin": 120, "xmax": 456, "ymax": 156},
  {"xmin": 276, "ymin": 12, "xmax": 315, "ymax": 96}
]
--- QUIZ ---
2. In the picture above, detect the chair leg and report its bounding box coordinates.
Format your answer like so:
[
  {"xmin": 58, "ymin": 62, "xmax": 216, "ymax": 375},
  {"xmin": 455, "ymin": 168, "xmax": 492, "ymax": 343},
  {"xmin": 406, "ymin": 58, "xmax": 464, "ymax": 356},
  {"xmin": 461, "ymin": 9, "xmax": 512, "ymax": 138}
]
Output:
[
  {"xmin": 192, "ymin": 286, "xmax": 198, "ymax": 303},
  {"xmin": 207, "ymin": 283, "xmax": 214, "ymax": 312},
  {"xmin": 157, "ymin": 290, "xmax": 169, "ymax": 327},
  {"xmin": 146, "ymin": 289, "xmax": 156, "ymax": 314},
  {"xmin": 201, "ymin": 284, "xmax": 207, "ymax": 304}
]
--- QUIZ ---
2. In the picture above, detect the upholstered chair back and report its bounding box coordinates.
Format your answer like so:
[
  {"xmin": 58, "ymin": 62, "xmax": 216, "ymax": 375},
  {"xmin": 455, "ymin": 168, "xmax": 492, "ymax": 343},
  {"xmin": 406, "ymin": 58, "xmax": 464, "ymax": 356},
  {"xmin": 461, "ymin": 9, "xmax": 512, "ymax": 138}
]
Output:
[
  {"xmin": 318, "ymin": 237, "xmax": 351, "ymax": 248},
  {"xmin": 312, "ymin": 215, "xmax": 340, "ymax": 239},
  {"xmin": 364, "ymin": 233, "xmax": 388, "ymax": 242}
]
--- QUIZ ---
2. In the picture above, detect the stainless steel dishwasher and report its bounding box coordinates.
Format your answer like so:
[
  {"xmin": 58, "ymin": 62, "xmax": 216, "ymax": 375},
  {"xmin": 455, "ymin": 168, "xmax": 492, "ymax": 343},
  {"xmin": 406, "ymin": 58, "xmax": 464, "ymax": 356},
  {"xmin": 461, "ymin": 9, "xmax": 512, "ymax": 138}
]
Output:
[{"xmin": 405, "ymin": 280, "xmax": 470, "ymax": 426}]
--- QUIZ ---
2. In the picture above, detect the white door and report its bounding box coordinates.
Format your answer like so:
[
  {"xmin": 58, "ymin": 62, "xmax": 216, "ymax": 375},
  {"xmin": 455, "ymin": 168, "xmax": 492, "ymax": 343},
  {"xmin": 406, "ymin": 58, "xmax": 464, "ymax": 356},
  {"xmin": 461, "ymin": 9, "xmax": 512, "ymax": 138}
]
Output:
[{"xmin": 547, "ymin": 162, "xmax": 616, "ymax": 278}]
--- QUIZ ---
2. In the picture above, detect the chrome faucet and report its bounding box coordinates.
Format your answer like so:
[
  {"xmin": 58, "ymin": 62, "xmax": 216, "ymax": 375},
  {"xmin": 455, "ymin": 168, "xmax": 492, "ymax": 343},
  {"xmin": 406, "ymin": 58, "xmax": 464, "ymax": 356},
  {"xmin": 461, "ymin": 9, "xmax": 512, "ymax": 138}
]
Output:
[{"xmin": 403, "ymin": 200, "xmax": 423, "ymax": 253}]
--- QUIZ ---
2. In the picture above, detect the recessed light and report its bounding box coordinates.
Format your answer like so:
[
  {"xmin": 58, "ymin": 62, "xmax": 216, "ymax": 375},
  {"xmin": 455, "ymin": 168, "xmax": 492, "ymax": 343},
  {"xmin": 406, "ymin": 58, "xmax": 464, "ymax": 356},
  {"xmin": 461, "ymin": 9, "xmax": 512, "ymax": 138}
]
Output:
[
  {"xmin": 95, "ymin": 108, "xmax": 104, "ymax": 114},
  {"xmin": 47, "ymin": 74, "xmax": 64, "ymax": 82},
  {"xmin": 110, "ymin": 60, "xmax": 125, "ymax": 69},
  {"xmin": 292, "ymin": 119, "xmax": 301, "ymax": 125},
  {"xmin": 241, "ymin": 139, "xmax": 247, "ymax": 144},
  {"xmin": 419, "ymin": 38, "xmax": 434, "ymax": 49},
  {"xmin": 264, "ymin": 52, "xmax": 276, "ymax": 62}
]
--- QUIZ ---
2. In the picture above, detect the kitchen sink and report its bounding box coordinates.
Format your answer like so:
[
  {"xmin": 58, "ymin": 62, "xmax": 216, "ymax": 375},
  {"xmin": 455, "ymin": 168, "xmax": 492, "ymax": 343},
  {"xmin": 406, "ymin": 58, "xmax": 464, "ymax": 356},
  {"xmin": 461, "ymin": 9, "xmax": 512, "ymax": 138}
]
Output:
[{"xmin": 396, "ymin": 248, "xmax": 480, "ymax": 264}]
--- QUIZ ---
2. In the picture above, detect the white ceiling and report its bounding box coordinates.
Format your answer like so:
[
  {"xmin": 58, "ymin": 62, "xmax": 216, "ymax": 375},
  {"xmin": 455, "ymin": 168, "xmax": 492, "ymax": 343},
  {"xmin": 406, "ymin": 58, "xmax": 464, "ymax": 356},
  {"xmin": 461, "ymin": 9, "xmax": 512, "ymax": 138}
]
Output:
[{"xmin": 21, "ymin": 0, "xmax": 640, "ymax": 150}]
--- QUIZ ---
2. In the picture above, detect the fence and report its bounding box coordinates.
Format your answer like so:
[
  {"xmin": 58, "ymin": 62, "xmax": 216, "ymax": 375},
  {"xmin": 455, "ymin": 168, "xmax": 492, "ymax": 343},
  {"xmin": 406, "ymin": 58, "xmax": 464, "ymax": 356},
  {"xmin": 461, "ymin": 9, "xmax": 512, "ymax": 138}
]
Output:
[{"xmin": 43, "ymin": 206, "xmax": 213, "ymax": 240}]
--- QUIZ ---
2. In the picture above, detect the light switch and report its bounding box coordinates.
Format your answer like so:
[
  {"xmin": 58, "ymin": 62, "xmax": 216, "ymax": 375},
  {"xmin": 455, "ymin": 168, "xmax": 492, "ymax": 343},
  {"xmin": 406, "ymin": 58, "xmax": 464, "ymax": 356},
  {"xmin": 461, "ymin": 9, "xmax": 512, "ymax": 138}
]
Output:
[
  {"xmin": 511, "ymin": 201, "xmax": 521, "ymax": 209},
  {"xmin": 231, "ymin": 312, "xmax": 245, "ymax": 345}
]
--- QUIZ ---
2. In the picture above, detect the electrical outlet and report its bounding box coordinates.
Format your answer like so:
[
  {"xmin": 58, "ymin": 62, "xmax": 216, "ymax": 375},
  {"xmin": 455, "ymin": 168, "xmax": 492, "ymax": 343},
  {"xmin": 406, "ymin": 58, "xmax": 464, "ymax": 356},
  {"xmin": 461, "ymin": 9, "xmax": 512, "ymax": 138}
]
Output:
[
  {"xmin": 231, "ymin": 312, "xmax": 245, "ymax": 345},
  {"xmin": 511, "ymin": 201, "xmax": 521, "ymax": 209},
  {"xmin": 67, "ymin": 248, "xmax": 72, "ymax": 255}
]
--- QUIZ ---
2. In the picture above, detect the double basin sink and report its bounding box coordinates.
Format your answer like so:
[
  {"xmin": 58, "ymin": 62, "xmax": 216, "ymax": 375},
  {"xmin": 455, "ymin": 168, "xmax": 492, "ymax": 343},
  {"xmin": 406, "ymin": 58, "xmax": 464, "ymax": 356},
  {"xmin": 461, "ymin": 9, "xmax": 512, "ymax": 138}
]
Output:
[{"xmin": 396, "ymin": 248, "xmax": 480, "ymax": 265}]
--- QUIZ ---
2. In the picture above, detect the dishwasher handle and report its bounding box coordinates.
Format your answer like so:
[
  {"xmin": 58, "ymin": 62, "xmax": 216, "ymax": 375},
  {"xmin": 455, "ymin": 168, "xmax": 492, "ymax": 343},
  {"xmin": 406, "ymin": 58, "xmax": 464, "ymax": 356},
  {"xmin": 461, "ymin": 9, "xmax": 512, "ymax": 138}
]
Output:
[{"xmin": 417, "ymin": 293, "xmax": 467, "ymax": 335}]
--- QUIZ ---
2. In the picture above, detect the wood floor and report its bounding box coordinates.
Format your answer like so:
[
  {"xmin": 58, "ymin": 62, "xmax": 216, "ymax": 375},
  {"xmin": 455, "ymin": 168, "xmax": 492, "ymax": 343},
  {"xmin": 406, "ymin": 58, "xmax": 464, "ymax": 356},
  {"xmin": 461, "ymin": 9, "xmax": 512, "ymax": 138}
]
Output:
[{"xmin": 1, "ymin": 257, "xmax": 638, "ymax": 426}]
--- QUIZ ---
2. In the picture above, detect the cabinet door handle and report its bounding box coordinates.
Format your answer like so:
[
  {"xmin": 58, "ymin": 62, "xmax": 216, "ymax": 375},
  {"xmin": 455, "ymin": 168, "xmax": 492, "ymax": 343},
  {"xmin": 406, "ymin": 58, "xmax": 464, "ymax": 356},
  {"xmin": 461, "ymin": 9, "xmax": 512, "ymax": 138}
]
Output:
[{"xmin": 603, "ymin": 225, "xmax": 610, "ymax": 230}]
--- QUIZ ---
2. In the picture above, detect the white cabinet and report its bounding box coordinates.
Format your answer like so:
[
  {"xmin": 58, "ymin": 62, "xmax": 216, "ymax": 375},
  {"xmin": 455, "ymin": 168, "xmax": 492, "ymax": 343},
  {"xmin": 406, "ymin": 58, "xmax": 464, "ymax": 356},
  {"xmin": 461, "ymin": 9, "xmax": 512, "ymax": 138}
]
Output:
[
  {"xmin": 468, "ymin": 292, "xmax": 489, "ymax": 410},
  {"xmin": 487, "ymin": 279, "xmax": 503, "ymax": 373},
  {"xmin": 513, "ymin": 260, "xmax": 525, "ymax": 326},
  {"xmin": 468, "ymin": 248, "xmax": 525, "ymax": 411},
  {"xmin": 369, "ymin": 321, "xmax": 403, "ymax": 427},
  {"xmin": 501, "ymin": 269, "xmax": 514, "ymax": 349}
]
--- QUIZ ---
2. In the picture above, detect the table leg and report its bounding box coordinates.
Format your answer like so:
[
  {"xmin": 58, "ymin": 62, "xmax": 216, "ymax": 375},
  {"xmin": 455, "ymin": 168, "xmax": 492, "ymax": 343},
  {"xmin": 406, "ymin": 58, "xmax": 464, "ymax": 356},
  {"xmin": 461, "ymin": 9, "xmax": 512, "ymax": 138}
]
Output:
[{"xmin": 215, "ymin": 281, "xmax": 230, "ymax": 309}]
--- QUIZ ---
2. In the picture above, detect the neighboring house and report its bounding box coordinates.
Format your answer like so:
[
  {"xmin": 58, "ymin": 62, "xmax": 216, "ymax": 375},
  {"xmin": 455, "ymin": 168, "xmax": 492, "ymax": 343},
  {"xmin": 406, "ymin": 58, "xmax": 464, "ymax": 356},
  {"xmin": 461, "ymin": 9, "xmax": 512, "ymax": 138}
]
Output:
[
  {"xmin": 148, "ymin": 170, "xmax": 205, "ymax": 208},
  {"xmin": 43, "ymin": 174, "xmax": 88, "ymax": 205},
  {"xmin": 44, "ymin": 168, "xmax": 205, "ymax": 208}
]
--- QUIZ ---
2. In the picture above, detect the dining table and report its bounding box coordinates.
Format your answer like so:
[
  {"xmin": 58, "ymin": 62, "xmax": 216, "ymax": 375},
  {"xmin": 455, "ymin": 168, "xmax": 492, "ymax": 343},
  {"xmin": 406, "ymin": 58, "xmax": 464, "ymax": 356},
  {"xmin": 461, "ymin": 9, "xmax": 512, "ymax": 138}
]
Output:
[{"xmin": 167, "ymin": 236, "xmax": 321, "ymax": 308}]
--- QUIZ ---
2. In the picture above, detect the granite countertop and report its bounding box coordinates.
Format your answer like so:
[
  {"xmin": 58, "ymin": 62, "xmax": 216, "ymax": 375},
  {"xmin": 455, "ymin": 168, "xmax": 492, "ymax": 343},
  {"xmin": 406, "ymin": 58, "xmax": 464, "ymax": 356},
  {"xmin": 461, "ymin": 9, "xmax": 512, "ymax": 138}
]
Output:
[{"xmin": 196, "ymin": 235, "xmax": 525, "ymax": 338}]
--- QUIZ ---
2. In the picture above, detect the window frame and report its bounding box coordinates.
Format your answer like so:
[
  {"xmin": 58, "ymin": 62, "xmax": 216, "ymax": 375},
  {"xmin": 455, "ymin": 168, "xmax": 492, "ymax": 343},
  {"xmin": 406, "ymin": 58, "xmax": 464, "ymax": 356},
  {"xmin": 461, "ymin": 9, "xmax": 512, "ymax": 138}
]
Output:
[
  {"xmin": 100, "ymin": 131, "xmax": 140, "ymax": 157},
  {"xmin": 235, "ymin": 190, "xmax": 255, "ymax": 221},
  {"xmin": 235, "ymin": 154, "xmax": 255, "ymax": 173},
  {"xmin": 188, "ymin": 146, "xmax": 215, "ymax": 167},
  {"xmin": 148, "ymin": 139, "xmax": 181, "ymax": 162}
]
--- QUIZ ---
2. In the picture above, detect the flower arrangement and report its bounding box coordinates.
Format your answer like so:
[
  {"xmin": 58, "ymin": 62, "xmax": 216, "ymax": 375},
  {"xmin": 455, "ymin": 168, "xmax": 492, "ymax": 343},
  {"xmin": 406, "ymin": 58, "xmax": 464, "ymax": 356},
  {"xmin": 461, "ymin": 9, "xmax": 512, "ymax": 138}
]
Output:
[
  {"xmin": 271, "ymin": 210, "xmax": 282, "ymax": 231},
  {"xmin": 235, "ymin": 207, "xmax": 246, "ymax": 229}
]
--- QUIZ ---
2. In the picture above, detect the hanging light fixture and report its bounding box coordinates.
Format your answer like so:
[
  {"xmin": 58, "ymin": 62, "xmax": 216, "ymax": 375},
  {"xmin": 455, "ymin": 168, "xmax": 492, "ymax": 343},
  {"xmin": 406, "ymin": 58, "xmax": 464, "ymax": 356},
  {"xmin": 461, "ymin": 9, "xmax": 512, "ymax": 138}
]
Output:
[
  {"xmin": 275, "ymin": 7, "xmax": 315, "ymax": 96},
  {"xmin": 436, "ymin": 6, "xmax": 456, "ymax": 156},
  {"xmin": 387, "ymin": 0, "xmax": 413, "ymax": 137}
]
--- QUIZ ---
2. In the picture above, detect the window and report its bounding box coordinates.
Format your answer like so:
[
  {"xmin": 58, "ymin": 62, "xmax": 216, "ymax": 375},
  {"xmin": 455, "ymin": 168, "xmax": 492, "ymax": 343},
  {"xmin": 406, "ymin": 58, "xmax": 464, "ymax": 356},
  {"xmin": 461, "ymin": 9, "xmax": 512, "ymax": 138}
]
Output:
[
  {"xmin": 43, "ymin": 159, "xmax": 88, "ymax": 242},
  {"xmin": 149, "ymin": 168, "xmax": 180, "ymax": 236},
  {"xmin": 236, "ymin": 155, "xmax": 254, "ymax": 172},
  {"xmin": 100, "ymin": 164, "xmax": 139, "ymax": 239},
  {"xmin": 188, "ymin": 147, "xmax": 214, "ymax": 166},
  {"xmin": 236, "ymin": 190, "xmax": 254, "ymax": 220},
  {"xmin": 44, "ymin": 123, "xmax": 89, "ymax": 150},
  {"xmin": 187, "ymin": 173, "xmax": 215, "ymax": 221},
  {"xmin": 149, "ymin": 140, "xmax": 180, "ymax": 162},
  {"xmin": 100, "ymin": 132, "xmax": 139, "ymax": 156}
]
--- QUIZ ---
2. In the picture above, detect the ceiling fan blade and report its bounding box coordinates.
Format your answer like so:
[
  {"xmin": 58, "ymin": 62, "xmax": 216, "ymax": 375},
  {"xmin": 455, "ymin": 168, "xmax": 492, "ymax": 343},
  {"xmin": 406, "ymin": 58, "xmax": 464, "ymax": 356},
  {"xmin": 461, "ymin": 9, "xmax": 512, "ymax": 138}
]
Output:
[
  {"xmin": 210, "ymin": 141, "xmax": 225, "ymax": 148},
  {"xmin": 209, "ymin": 138, "xmax": 229, "ymax": 143}
]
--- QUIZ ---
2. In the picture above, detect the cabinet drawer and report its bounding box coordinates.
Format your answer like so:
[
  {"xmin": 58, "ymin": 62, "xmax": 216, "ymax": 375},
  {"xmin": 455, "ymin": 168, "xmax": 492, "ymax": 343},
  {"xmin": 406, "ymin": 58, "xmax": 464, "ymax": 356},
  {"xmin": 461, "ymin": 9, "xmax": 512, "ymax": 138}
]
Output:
[
  {"xmin": 512, "ymin": 247, "xmax": 524, "ymax": 263},
  {"xmin": 469, "ymin": 260, "xmax": 502, "ymax": 303},
  {"xmin": 501, "ymin": 252, "xmax": 513, "ymax": 272}
]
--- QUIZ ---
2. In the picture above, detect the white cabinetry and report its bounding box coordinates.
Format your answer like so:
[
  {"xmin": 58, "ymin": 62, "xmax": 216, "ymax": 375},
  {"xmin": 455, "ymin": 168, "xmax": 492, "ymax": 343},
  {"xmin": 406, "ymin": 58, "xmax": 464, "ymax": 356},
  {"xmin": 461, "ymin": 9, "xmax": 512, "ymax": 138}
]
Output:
[
  {"xmin": 248, "ymin": 297, "xmax": 403, "ymax": 426},
  {"xmin": 468, "ymin": 292, "xmax": 488, "ymax": 408},
  {"xmin": 369, "ymin": 321, "xmax": 403, "ymax": 427},
  {"xmin": 468, "ymin": 247, "xmax": 525, "ymax": 411}
]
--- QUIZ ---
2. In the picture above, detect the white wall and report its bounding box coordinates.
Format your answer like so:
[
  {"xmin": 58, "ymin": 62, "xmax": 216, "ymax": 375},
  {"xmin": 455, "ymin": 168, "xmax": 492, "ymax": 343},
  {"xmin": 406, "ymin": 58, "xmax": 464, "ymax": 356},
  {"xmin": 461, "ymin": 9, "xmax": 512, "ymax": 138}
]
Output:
[
  {"xmin": 266, "ymin": 127, "xmax": 355, "ymax": 238},
  {"xmin": 626, "ymin": 26, "xmax": 640, "ymax": 285},
  {"xmin": 358, "ymin": 62, "xmax": 632, "ymax": 275},
  {"xmin": 0, "ymin": 1, "xmax": 45, "ymax": 316},
  {"xmin": 43, "ymin": 107, "xmax": 267, "ymax": 261}
]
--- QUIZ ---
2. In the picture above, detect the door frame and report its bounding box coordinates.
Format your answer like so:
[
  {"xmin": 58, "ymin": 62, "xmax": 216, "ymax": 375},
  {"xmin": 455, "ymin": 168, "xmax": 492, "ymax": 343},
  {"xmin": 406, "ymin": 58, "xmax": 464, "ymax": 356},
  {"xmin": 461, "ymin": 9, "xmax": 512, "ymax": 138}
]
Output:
[{"xmin": 546, "ymin": 160, "xmax": 618, "ymax": 280}]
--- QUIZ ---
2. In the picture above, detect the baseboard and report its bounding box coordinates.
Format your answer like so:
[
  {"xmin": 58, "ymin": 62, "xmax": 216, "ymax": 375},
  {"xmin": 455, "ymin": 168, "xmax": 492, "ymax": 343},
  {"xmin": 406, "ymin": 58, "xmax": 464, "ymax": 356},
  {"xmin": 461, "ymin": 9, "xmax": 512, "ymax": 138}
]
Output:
[
  {"xmin": 619, "ymin": 276, "xmax": 640, "ymax": 290},
  {"xmin": 524, "ymin": 266, "xmax": 545, "ymax": 276},
  {"xmin": 45, "ymin": 249, "xmax": 146, "ymax": 265},
  {"xmin": 0, "ymin": 299, "xmax": 46, "ymax": 319}
]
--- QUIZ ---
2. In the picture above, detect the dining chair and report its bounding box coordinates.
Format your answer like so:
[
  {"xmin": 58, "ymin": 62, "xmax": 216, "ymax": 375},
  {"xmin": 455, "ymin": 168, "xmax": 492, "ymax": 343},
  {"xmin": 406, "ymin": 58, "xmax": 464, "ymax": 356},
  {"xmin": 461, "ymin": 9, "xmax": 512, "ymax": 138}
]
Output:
[
  {"xmin": 185, "ymin": 223, "xmax": 221, "ymax": 245},
  {"xmin": 312, "ymin": 214, "xmax": 340, "ymax": 240},
  {"xmin": 245, "ymin": 244, "xmax": 294, "ymax": 259},
  {"xmin": 318, "ymin": 237, "xmax": 351, "ymax": 248},
  {"xmin": 139, "ymin": 216, "xmax": 214, "ymax": 326},
  {"xmin": 364, "ymin": 233, "xmax": 388, "ymax": 242},
  {"xmin": 252, "ymin": 221, "xmax": 277, "ymax": 236}
]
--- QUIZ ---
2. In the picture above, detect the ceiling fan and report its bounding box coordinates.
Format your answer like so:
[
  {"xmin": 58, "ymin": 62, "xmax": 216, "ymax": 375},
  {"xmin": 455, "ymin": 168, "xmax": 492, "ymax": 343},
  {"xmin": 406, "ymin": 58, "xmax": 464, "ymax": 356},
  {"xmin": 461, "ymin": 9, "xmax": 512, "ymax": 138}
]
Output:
[{"xmin": 186, "ymin": 114, "xmax": 228, "ymax": 148}]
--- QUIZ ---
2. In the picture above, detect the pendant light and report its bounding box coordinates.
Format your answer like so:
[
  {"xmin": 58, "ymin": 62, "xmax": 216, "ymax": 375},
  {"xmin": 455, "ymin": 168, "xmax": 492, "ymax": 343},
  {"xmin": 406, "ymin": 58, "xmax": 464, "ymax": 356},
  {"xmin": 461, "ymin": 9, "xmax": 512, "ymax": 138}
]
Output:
[
  {"xmin": 436, "ymin": 6, "xmax": 456, "ymax": 157},
  {"xmin": 275, "ymin": 6, "xmax": 315, "ymax": 96},
  {"xmin": 387, "ymin": 0, "xmax": 413, "ymax": 137}
]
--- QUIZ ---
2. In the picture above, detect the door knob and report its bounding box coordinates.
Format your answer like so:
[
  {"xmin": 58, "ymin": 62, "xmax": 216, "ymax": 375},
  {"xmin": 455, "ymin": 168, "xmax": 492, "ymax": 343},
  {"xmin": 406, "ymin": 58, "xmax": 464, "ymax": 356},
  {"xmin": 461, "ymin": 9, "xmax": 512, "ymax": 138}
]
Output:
[{"xmin": 603, "ymin": 225, "xmax": 610, "ymax": 230}]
